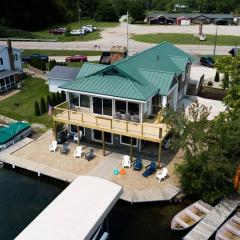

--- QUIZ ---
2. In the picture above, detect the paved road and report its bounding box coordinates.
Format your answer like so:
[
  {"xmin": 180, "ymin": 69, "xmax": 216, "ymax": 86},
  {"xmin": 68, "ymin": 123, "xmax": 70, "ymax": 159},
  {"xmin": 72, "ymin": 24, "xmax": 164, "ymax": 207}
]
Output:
[{"xmin": 1, "ymin": 22, "xmax": 237, "ymax": 55}]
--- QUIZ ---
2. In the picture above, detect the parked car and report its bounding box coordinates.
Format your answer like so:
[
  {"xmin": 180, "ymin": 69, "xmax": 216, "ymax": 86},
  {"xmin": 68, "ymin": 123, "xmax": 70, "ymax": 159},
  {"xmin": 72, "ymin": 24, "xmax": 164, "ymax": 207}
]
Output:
[
  {"xmin": 70, "ymin": 29, "xmax": 85, "ymax": 36},
  {"xmin": 82, "ymin": 26, "xmax": 93, "ymax": 33},
  {"xmin": 65, "ymin": 55, "xmax": 88, "ymax": 62},
  {"xmin": 21, "ymin": 56, "xmax": 31, "ymax": 63},
  {"xmin": 31, "ymin": 53, "xmax": 49, "ymax": 63},
  {"xmin": 200, "ymin": 56, "xmax": 214, "ymax": 67},
  {"xmin": 85, "ymin": 25, "xmax": 97, "ymax": 31},
  {"xmin": 49, "ymin": 28, "xmax": 66, "ymax": 35}
]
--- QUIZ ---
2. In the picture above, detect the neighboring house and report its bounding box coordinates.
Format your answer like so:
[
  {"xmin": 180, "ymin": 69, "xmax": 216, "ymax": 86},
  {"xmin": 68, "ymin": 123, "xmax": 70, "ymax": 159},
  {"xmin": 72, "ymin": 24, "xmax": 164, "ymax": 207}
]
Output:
[
  {"xmin": 229, "ymin": 48, "xmax": 240, "ymax": 57},
  {"xmin": 0, "ymin": 40, "xmax": 22, "ymax": 94},
  {"xmin": 53, "ymin": 42, "xmax": 192, "ymax": 163},
  {"xmin": 147, "ymin": 13, "xmax": 234, "ymax": 25},
  {"xmin": 48, "ymin": 66, "xmax": 80, "ymax": 92}
]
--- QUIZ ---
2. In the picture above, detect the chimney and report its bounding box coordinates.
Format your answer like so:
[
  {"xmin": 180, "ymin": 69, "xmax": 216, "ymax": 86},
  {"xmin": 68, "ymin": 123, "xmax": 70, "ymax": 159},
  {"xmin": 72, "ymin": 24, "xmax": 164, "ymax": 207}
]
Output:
[
  {"xmin": 7, "ymin": 39, "xmax": 15, "ymax": 71},
  {"xmin": 110, "ymin": 46, "xmax": 128, "ymax": 64}
]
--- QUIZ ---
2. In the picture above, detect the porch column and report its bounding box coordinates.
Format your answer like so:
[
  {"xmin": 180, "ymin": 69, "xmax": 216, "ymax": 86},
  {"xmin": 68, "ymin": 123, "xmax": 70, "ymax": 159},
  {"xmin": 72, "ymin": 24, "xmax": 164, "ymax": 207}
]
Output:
[
  {"xmin": 130, "ymin": 137, "xmax": 133, "ymax": 162},
  {"xmin": 157, "ymin": 141, "xmax": 162, "ymax": 169},
  {"xmin": 53, "ymin": 120, "xmax": 57, "ymax": 140},
  {"xmin": 77, "ymin": 126, "xmax": 80, "ymax": 146},
  {"xmin": 102, "ymin": 131, "xmax": 105, "ymax": 156}
]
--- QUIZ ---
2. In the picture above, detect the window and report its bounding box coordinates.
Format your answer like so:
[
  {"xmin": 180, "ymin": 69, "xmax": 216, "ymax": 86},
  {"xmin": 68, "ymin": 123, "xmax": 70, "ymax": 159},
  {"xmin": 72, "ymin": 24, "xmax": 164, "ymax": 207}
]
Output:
[
  {"xmin": 120, "ymin": 136, "xmax": 137, "ymax": 147},
  {"xmin": 92, "ymin": 130, "xmax": 112, "ymax": 144},
  {"xmin": 115, "ymin": 100, "xmax": 126, "ymax": 114},
  {"xmin": 93, "ymin": 97, "xmax": 112, "ymax": 116},
  {"xmin": 128, "ymin": 102, "xmax": 139, "ymax": 115},
  {"xmin": 15, "ymin": 54, "xmax": 18, "ymax": 61},
  {"xmin": 70, "ymin": 125, "xmax": 85, "ymax": 136},
  {"xmin": 69, "ymin": 93, "xmax": 79, "ymax": 106},
  {"xmin": 80, "ymin": 95, "xmax": 90, "ymax": 108},
  {"xmin": 0, "ymin": 58, "xmax": 3, "ymax": 65}
]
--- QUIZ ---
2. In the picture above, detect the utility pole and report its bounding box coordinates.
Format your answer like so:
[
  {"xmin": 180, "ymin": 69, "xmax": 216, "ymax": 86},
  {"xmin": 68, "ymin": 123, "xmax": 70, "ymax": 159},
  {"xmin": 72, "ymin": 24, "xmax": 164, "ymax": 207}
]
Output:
[
  {"xmin": 213, "ymin": 25, "xmax": 218, "ymax": 59},
  {"xmin": 127, "ymin": 11, "xmax": 129, "ymax": 50}
]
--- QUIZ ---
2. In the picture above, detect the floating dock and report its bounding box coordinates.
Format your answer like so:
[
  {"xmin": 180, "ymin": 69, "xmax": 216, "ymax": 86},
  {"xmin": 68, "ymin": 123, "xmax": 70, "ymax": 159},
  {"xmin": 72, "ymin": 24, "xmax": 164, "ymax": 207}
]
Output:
[{"xmin": 184, "ymin": 197, "xmax": 240, "ymax": 240}]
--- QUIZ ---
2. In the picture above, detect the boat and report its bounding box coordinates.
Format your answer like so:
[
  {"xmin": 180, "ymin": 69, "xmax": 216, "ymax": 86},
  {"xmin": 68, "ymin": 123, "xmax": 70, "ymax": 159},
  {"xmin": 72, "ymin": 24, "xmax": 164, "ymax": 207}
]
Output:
[
  {"xmin": 171, "ymin": 200, "xmax": 213, "ymax": 230},
  {"xmin": 215, "ymin": 212, "xmax": 240, "ymax": 240}
]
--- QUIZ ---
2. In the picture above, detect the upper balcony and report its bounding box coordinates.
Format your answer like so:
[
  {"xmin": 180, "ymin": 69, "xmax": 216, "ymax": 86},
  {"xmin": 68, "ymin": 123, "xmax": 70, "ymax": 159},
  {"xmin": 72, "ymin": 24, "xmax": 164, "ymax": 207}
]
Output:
[{"xmin": 53, "ymin": 101, "xmax": 170, "ymax": 143}]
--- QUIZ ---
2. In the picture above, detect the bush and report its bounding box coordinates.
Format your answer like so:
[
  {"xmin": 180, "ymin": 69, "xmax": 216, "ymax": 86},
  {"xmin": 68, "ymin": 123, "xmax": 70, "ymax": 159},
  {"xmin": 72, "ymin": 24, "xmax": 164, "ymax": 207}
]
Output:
[
  {"xmin": 49, "ymin": 59, "xmax": 57, "ymax": 71},
  {"xmin": 40, "ymin": 97, "xmax": 47, "ymax": 113},
  {"xmin": 47, "ymin": 95, "xmax": 52, "ymax": 107},
  {"xmin": 30, "ymin": 58, "xmax": 46, "ymax": 71},
  {"xmin": 34, "ymin": 101, "xmax": 41, "ymax": 116},
  {"xmin": 51, "ymin": 93, "xmax": 57, "ymax": 106},
  {"xmin": 0, "ymin": 25, "xmax": 35, "ymax": 38},
  {"xmin": 56, "ymin": 91, "xmax": 61, "ymax": 104},
  {"xmin": 214, "ymin": 71, "xmax": 220, "ymax": 82},
  {"xmin": 61, "ymin": 91, "xmax": 66, "ymax": 102},
  {"xmin": 207, "ymin": 81, "xmax": 213, "ymax": 86}
]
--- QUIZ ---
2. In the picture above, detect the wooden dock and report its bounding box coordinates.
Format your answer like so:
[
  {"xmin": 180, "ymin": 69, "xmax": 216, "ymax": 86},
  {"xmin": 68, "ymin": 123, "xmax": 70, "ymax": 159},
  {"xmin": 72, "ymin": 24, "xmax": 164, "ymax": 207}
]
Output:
[{"xmin": 184, "ymin": 197, "xmax": 240, "ymax": 240}]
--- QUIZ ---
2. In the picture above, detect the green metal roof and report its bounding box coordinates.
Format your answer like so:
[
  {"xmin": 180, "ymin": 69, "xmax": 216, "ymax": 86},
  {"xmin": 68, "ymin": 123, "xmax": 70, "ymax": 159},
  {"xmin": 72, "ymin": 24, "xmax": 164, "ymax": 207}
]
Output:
[
  {"xmin": 77, "ymin": 62, "xmax": 108, "ymax": 78},
  {"xmin": 61, "ymin": 75, "xmax": 158, "ymax": 101},
  {"xmin": 0, "ymin": 122, "xmax": 31, "ymax": 145},
  {"xmin": 67, "ymin": 42, "xmax": 191, "ymax": 101},
  {"xmin": 140, "ymin": 69, "xmax": 175, "ymax": 96}
]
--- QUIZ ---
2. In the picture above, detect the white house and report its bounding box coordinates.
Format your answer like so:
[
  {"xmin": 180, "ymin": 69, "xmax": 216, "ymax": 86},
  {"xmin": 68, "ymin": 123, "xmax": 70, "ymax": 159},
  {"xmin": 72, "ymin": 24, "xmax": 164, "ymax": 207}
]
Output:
[{"xmin": 0, "ymin": 40, "xmax": 23, "ymax": 93}]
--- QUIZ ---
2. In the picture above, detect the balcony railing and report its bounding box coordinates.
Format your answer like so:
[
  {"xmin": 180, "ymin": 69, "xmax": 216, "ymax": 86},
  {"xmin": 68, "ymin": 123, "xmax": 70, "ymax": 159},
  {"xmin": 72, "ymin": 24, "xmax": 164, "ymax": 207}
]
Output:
[{"xmin": 53, "ymin": 101, "xmax": 169, "ymax": 143}]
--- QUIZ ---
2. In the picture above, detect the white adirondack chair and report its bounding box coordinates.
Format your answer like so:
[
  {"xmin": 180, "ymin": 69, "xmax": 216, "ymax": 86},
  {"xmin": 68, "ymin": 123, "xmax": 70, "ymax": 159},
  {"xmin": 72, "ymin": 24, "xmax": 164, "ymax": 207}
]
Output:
[
  {"xmin": 49, "ymin": 140, "xmax": 58, "ymax": 152},
  {"xmin": 74, "ymin": 146, "xmax": 84, "ymax": 158},
  {"xmin": 156, "ymin": 167, "xmax": 168, "ymax": 182},
  {"xmin": 122, "ymin": 155, "xmax": 131, "ymax": 168}
]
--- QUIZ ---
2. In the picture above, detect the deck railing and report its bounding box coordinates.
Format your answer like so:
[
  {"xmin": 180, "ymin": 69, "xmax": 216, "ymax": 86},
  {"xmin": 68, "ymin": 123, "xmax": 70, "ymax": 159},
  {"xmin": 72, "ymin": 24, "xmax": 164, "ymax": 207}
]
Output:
[{"xmin": 53, "ymin": 101, "xmax": 169, "ymax": 142}]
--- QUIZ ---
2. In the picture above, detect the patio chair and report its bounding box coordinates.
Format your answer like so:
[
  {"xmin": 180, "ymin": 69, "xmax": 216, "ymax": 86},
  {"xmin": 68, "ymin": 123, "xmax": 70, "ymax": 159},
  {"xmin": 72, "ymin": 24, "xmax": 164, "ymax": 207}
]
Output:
[
  {"xmin": 74, "ymin": 146, "xmax": 84, "ymax": 158},
  {"xmin": 124, "ymin": 113, "xmax": 131, "ymax": 121},
  {"xmin": 122, "ymin": 155, "xmax": 131, "ymax": 168},
  {"xmin": 142, "ymin": 161, "xmax": 157, "ymax": 177},
  {"xmin": 133, "ymin": 155, "xmax": 143, "ymax": 171},
  {"xmin": 113, "ymin": 112, "xmax": 121, "ymax": 120},
  {"xmin": 49, "ymin": 140, "xmax": 58, "ymax": 152},
  {"xmin": 132, "ymin": 114, "xmax": 140, "ymax": 123},
  {"xmin": 60, "ymin": 143, "xmax": 69, "ymax": 155},
  {"xmin": 156, "ymin": 167, "xmax": 168, "ymax": 182},
  {"xmin": 85, "ymin": 148, "xmax": 94, "ymax": 161}
]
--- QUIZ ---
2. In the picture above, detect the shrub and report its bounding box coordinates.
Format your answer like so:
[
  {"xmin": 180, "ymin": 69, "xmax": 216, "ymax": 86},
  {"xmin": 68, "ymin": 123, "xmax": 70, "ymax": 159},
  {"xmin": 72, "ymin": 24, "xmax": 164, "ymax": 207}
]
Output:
[
  {"xmin": 34, "ymin": 101, "xmax": 41, "ymax": 116},
  {"xmin": 214, "ymin": 71, "xmax": 220, "ymax": 82},
  {"xmin": 222, "ymin": 73, "xmax": 229, "ymax": 89},
  {"xmin": 30, "ymin": 58, "xmax": 46, "ymax": 71},
  {"xmin": 47, "ymin": 95, "xmax": 52, "ymax": 107},
  {"xmin": 61, "ymin": 91, "xmax": 66, "ymax": 102},
  {"xmin": 207, "ymin": 81, "xmax": 213, "ymax": 86},
  {"xmin": 49, "ymin": 59, "xmax": 57, "ymax": 71},
  {"xmin": 56, "ymin": 91, "xmax": 61, "ymax": 104},
  {"xmin": 51, "ymin": 93, "xmax": 57, "ymax": 106},
  {"xmin": 40, "ymin": 97, "xmax": 47, "ymax": 113},
  {"xmin": 0, "ymin": 25, "xmax": 35, "ymax": 38}
]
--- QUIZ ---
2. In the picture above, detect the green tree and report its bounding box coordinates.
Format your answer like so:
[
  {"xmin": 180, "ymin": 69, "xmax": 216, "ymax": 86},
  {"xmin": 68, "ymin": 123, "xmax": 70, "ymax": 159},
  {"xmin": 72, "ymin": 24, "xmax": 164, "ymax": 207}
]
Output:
[
  {"xmin": 40, "ymin": 97, "xmax": 47, "ymax": 113},
  {"xmin": 47, "ymin": 95, "xmax": 52, "ymax": 107},
  {"xmin": 94, "ymin": 0, "xmax": 118, "ymax": 22},
  {"xmin": 34, "ymin": 101, "xmax": 40, "ymax": 116},
  {"xmin": 49, "ymin": 59, "xmax": 56, "ymax": 71},
  {"xmin": 56, "ymin": 91, "xmax": 61, "ymax": 104},
  {"xmin": 61, "ymin": 91, "xmax": 66, "ymax": 102},
  {"xmin": 128, "ymin": 0, "xmax": 145, "ymax": 22}
]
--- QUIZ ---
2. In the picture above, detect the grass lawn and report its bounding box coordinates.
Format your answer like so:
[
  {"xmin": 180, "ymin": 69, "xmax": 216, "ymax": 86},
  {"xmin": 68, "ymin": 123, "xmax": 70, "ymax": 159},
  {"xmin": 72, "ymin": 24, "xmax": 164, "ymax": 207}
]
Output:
[
  {"xmin": 131, "ymin": 33, "xmax": 240, "ymax": 46},
  {"xmin": 0, "ymin": 76, "xmax": 52, "ymax": 128},
  {"xmin": 22, "ymin": 49, "xmax": 101, "ymax": 57},
  {"xmin": 32, "ymin": 19, "xmax": 119, "ymax": 42}
]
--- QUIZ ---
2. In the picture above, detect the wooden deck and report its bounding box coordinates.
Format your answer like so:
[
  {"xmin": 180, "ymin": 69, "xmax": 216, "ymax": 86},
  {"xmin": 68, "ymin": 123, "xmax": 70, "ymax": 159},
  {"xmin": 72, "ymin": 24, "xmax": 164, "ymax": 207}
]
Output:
[
  {"xmin": 184, "ymin": 197, "xmax": 240, "ymax": 240},
  {"xmin": 53, "ymin": 106, "xmax": 169, "ymax": 143}
]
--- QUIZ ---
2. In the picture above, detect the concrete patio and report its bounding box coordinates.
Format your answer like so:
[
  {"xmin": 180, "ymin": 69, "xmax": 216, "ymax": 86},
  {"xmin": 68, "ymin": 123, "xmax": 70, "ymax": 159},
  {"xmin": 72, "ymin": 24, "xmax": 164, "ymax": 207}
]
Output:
[{"xmin": 1, "ymin": 130, "xmax": 183, "ymax": 202}]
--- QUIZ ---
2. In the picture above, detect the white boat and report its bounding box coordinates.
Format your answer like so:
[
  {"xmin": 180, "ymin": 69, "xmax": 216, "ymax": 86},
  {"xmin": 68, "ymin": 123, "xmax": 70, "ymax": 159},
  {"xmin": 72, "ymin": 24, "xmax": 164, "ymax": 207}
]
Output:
[
  {"xmin": 171, "ymin": 200, "xmax": 213, "ymax": 230},
  {"xmin": 215, "ymin": 212, "xmax": 240, "ymax": 240}
]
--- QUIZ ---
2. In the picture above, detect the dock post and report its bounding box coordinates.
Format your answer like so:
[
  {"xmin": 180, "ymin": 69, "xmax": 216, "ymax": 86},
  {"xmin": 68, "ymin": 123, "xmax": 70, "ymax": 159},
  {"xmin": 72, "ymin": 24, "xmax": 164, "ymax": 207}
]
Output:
[
  {"xmin": 130, "ymin": 137, "xmax": 133, "ymax": 162},
  {"xmin": 157, "ymin": 141, "xmax": 162, "ymax": 169},
  {"xmin": 77, "ymin": 126, "xmax": 80, "ymax": 146},
  {"xmin": 102, "ymin": 131, "xmax": 105, "ymax": 156}
]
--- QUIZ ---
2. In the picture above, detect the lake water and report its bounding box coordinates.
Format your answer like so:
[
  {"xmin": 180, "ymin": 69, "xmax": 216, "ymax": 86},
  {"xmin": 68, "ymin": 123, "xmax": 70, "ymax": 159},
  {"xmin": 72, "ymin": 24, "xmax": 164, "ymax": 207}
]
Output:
[{"xmin": 0, "ymin": 166, "xmax": 189, "ymax": 240}]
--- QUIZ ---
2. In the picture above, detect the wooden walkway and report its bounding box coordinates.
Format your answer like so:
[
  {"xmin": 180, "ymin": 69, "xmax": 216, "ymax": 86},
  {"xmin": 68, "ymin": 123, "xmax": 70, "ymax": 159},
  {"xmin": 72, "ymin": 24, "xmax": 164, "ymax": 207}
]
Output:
[{"xmin": 184, "ymin": 197, "xmax": 240, "ymax": 240}]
